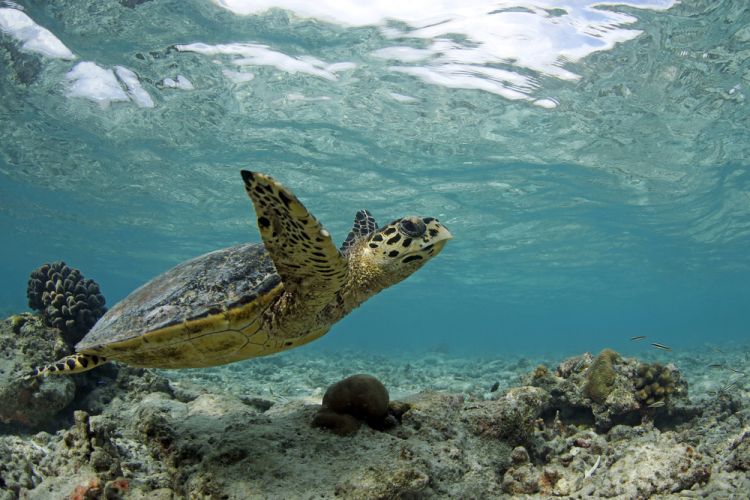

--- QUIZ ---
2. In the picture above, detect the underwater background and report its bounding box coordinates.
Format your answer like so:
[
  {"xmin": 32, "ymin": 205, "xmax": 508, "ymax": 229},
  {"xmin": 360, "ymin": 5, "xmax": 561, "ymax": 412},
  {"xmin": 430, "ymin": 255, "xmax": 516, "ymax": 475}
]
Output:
[{"xmin": 1, "ymin": 0, "xmax": 749, "ymax": 361}]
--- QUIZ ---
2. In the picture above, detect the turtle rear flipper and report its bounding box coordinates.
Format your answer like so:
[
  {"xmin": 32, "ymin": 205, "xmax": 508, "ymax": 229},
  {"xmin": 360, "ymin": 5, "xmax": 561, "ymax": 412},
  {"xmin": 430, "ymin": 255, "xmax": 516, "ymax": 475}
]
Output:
[
  {"xmin": 33, "ymin": 353, "xmax": 108, "ymax": 376},
  {"xmin": 241, "ymin": 170, "xmax": 348, "ymax": 308}
]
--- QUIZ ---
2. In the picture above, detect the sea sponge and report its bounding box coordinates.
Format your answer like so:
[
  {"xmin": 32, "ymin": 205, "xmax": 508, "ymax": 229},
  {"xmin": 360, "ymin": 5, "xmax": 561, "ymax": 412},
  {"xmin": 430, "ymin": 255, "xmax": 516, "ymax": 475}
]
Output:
[
  {"xmin": 583, "ymin": 349, "xmax": 620, "ymax": 404},
  {"xmin": 27, "ymin": 261, "xmax": 107, "ymax": 346}
]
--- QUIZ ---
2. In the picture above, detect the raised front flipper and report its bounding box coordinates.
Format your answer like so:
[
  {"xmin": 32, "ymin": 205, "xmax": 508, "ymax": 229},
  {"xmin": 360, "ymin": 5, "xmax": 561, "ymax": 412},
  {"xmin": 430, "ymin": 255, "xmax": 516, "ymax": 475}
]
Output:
[{"xmin": 241, "ymin": 170, "xmax": 348, "ymax": 308}]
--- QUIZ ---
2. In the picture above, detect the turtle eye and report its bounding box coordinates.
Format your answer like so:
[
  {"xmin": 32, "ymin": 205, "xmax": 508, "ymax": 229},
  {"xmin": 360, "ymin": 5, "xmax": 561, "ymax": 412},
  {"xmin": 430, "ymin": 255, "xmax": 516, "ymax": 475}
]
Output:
[{"xmin": 399, "ymin": 217, "xmax": 426, "ymax": 238}]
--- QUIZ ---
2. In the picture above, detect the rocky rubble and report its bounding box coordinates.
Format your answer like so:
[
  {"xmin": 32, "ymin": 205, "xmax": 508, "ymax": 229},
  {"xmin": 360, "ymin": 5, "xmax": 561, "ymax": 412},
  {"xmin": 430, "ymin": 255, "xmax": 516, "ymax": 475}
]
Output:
[
  {"xmin": 0, "ymin": 314, "xmax": 76, "ymax": 428},
  {"xmin": 0, "ymin": 314, "xmax": 748, "ymax": 498}
]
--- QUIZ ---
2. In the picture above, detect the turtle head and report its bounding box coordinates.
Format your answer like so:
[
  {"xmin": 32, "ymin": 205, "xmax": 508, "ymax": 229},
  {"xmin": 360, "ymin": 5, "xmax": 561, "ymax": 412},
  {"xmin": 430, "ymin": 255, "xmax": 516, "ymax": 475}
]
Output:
[{"xmin": 359, "ymin": 216, "xmax": 452, "ymax": 287}]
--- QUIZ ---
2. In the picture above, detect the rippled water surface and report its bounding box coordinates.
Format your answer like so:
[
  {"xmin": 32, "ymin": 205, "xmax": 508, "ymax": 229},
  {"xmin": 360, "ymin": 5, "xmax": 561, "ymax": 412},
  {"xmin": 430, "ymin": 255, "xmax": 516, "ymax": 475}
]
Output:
[{"xmin": 1, "ymin": 0, "xmax": 748, "ymax": 355}]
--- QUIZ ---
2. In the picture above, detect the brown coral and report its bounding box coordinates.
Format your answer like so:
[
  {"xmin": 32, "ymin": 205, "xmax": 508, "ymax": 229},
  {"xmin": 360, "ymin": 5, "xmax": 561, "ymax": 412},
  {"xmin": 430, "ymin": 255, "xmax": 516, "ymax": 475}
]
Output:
[
  {"xmin": 321, "ymin": 374, "xmax": 389, "ymax": 424},
  {"xmin": 583, "ymin": 349, "xmax": 620, "ymax": 404},
  {"xmin": 634, "ymin": 362, "xmax": 680, "ymax": 407},
  {"xmin": 27, "ymin": 261, "xmax": 107, "ymax": 346}
]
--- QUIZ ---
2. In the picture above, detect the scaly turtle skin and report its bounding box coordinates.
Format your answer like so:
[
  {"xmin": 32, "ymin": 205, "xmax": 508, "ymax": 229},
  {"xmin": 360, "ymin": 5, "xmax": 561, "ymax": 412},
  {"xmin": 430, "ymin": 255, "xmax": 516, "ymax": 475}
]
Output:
[{"xmin": 35, "ymin": 171, "xmax": 452, "ymax": 375}]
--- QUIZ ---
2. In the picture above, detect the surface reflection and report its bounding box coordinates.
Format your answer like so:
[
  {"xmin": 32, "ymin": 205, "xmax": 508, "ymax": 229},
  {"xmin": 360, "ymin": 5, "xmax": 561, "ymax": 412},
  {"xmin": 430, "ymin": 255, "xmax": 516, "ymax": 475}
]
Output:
[{"xmin": 212, "ymin": 0, "xmax": 677, "ymax": 104}]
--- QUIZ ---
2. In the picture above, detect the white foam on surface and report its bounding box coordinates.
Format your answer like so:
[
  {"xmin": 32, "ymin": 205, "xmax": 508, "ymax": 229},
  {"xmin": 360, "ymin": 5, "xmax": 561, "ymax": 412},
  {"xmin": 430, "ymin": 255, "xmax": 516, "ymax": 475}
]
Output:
[
  {"xmin": 325, "ymin": 61, "xmax": 357, "ymax": 73},
  {"xmin": 222, "ymin": 69, "xmax": 255, "ymax": 83},
  {"xmin": 208, "ymin": 0, "xmax": 676, "ymax": 103},
  {"xmin": 372, "ymin": 46, "xmax": 432, "ymax": 63},
  {"xmin": 177, "ymin": 42, "xmax": 354, "ymax": 81},
  {"xmin": 0, "ymin": 7, "xmax": 74, "ymax": 59},
  {"xmin": 114, "ymin": 66, "xmax": 155, "ymax": 108},
  {"xmin": 388, "ymin": 92, "xmax": 417, "ymax": 103},
  {"xmin": 212, "ymin": 0, "xmax": 461, "ymax": 26},
  {"xmin": 66, "ymin": 62, "xmax": 129, "ymax": 107},
  {"xmin": 162, "ymin": 75, "xmax": 194, "ymax": 90},
  {"xmin": 285, "ymin": 93, "xmax": 331, "ymax": 101},
  {"xmin": 390, "ymin": 65, "xmax": 531, "ymax": 101},
  {"xmin": 533, "ymin": 98, "xmax": 558, "ymax": 109},
  {"xmin": 177, "ymin": 75, "xmax": 194, "ymax": 90}
]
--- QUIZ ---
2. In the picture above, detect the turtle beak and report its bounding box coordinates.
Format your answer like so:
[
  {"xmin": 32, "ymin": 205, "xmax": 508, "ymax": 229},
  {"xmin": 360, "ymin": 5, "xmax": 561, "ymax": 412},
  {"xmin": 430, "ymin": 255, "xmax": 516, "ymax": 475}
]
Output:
[
  {"xmin": 433, "ymin": 224, "xmax": 453, "ymax": 243},
  {"xmin": 425, "ymin": 224, "xmax": 452, "ymax": 254}
]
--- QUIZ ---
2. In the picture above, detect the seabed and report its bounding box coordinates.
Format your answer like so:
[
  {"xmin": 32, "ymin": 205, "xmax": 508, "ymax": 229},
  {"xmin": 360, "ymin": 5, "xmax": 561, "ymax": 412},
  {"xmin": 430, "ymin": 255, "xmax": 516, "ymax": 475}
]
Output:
[{"xmin": 1, "ymin": 313, "xmax": 748, "ymax": 499}]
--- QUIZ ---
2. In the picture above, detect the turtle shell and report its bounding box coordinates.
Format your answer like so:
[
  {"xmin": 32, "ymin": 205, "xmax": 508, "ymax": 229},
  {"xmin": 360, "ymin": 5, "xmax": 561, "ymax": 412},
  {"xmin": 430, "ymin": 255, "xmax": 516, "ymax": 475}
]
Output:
[{"xmin": 77, "ymin": 243, "xmax": 281, "ymax": 351}]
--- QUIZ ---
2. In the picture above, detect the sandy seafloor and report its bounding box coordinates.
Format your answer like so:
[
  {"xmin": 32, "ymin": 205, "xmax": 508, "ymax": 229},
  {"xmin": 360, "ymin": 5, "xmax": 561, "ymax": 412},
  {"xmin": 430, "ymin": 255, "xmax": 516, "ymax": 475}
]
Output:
[{"xmin": 1, "ymin": 313, "xmax": 749, "ymax": 499}]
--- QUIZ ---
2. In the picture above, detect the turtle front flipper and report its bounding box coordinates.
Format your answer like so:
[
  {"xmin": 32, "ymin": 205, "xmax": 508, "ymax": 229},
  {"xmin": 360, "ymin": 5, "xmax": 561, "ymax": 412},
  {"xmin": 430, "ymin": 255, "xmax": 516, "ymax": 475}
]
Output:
[
  {"xmin": 33, "ymin": 353, "xmax": 108, "ymax": 376},
  {"xmin": 241, "ymin": 170, "xmax": 348, "ymax": 306}
]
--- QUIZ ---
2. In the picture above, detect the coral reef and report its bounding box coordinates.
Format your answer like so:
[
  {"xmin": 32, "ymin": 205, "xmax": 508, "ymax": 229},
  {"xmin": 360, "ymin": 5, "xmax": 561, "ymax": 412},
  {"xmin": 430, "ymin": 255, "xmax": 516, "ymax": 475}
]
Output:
[
  {"xmin": 601, "ymin": 437, "xmax": 711, "ymax": 496},
  {"xmin": 0, "ymin": 322, "xmax": 747, "ymax": 498},
  {"xmin": 27, "ymin": 262, "xmax": 107, "ymax": 346},
  {"xmin": 463, "ymin": 386, "xmax": 549, "ymax": 446},
  {"xmin": 525, "ymin": 349, "xmax": 691, "ymax": 431},
  {"xmin": 68, "ymin": 477, "xmax": 103, "ymax": 500},
  {"xmin": 0, "ymin": 314, "xmax": 76, "ymax": 428},
  {"xmin": 726, "ymin": 429, "xmax": 750, "ymax": 471}
]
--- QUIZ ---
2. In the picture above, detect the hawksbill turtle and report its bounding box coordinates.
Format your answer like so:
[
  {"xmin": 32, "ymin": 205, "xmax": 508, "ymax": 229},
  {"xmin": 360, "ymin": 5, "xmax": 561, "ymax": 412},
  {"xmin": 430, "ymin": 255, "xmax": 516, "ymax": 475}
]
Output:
[{"xmin": 34, "ymin": 170, "xmax": 452, "ymax": 375}]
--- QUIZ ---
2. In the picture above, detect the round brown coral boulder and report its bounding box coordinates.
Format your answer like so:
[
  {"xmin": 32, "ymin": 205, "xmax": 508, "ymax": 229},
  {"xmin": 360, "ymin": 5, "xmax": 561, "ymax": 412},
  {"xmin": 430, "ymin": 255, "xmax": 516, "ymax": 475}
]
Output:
[
  {"xmin": 310, "ymin": 409, "xmax": 362, "ymax": 436},
  {"xmin": 322, "ymin": 374, "xmax": 390, "ymax": 424}
]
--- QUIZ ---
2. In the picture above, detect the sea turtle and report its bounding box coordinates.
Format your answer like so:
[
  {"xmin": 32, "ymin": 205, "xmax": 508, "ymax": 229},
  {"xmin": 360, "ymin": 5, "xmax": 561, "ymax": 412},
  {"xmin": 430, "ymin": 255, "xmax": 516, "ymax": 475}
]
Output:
[{"xmin": 34, "ymin": 170, "xmax": 452, "ymax": 376}]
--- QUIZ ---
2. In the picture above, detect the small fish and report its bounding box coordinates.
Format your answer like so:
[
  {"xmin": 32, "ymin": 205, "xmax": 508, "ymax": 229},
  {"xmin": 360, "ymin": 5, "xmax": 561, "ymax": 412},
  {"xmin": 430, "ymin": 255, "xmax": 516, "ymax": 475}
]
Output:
[
  {"xmin": 647, "ymin": 400, "xmax": 666, "ymax": 408},
  {"xmin": 713, "ymin": 346, "xmax": 726, "ymax": 354},
  {"xmin": 650, "ymin": 342, "xmax": 672, "ymax": 351},
  {"xmin": 726, "ymin": 367, "xmax": 746, "ymax": 375},
  {"xmin": 707, "ymin": 363, "xmax": 724, "ymax": 368},
  {"xmin": 630, "ymin": 335, "xmax": 647, "ymax": 341},
  {"xmin": 720, "ymin": 382, "xmax": 737, "ymax": 393},
  {"xmin": 706, "ymin": 390, "xmax": 718, "ymax": 396}
]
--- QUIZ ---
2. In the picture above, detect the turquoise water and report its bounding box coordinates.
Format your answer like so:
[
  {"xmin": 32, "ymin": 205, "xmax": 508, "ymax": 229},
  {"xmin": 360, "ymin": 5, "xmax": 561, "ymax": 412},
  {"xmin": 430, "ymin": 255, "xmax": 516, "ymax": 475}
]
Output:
[{"xmin": 1, "ymin": 0, "xmax": 748, "ymax": 359}]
